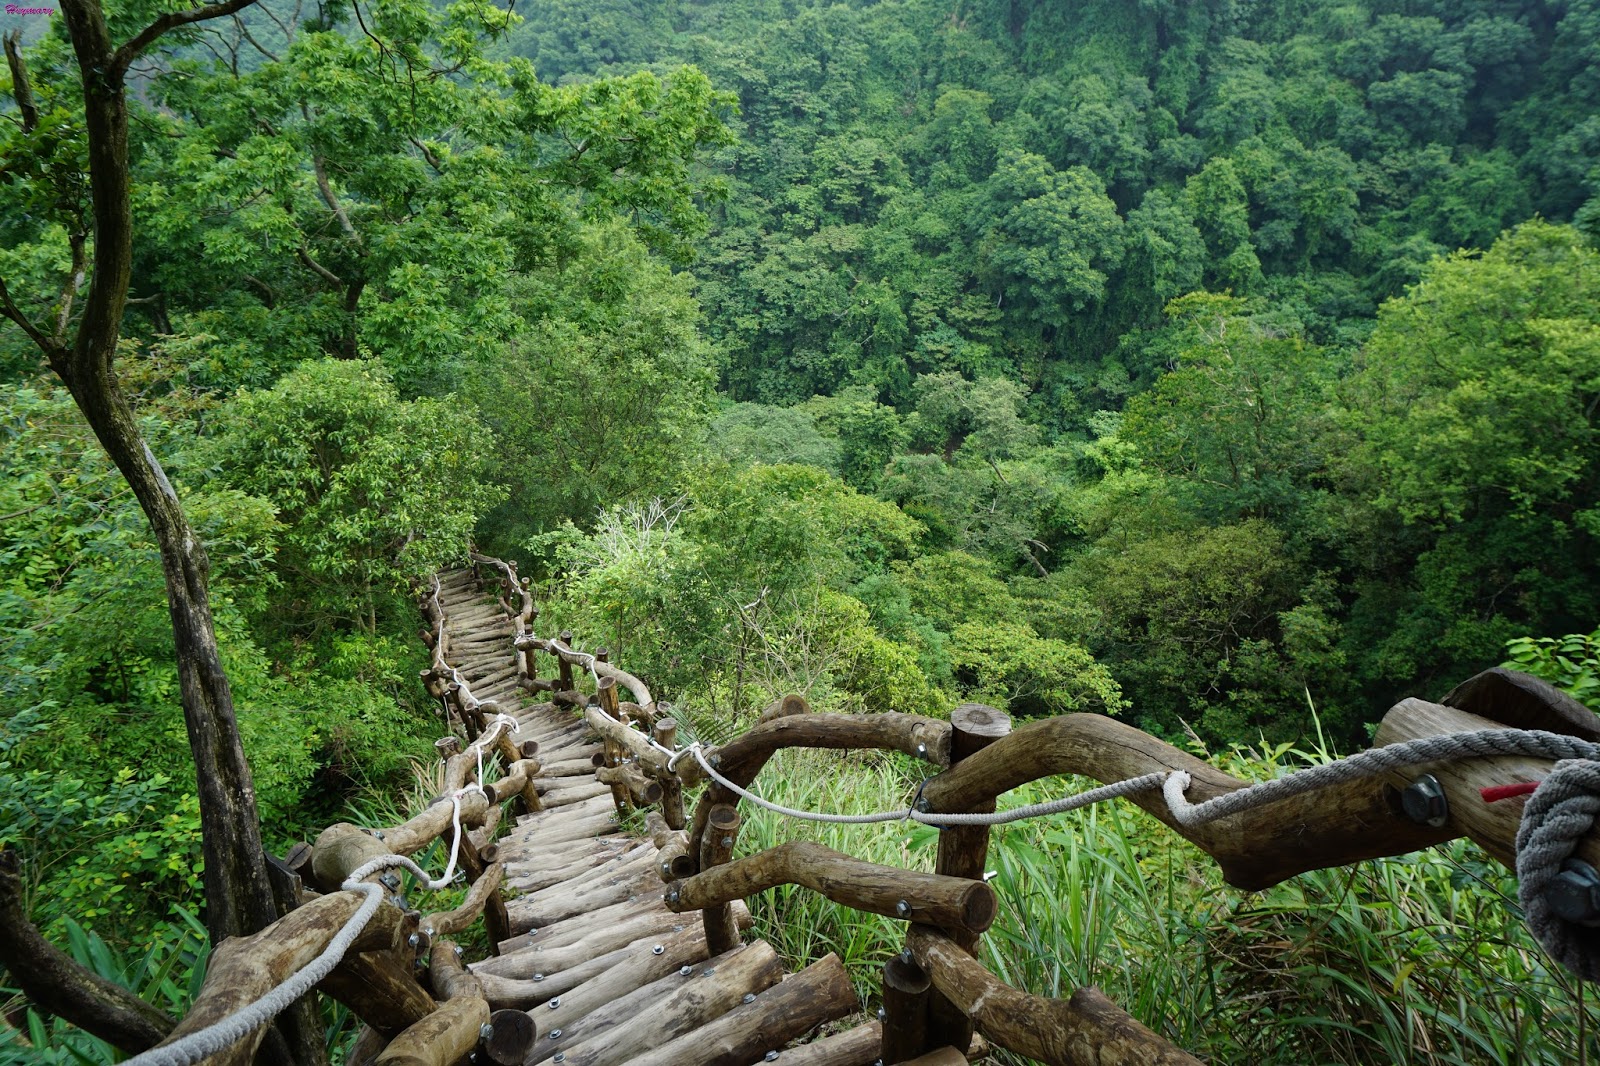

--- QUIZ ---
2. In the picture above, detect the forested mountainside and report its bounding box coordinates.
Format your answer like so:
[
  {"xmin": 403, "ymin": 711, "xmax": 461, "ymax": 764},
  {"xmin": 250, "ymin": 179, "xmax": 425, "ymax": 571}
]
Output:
[
  {"xmin": 2, "ymin": 1, "xmax": 1599, "ymax": 1054},
  {"xmin": 483, "ymin": 0, "xmax": 1600, "ymax": 743}
]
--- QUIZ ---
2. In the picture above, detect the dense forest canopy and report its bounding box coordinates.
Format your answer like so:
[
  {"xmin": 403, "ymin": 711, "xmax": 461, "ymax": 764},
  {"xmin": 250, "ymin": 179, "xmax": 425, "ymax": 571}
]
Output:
[{"xmin": 2, "ymin": 0, "xmax": 1599, "ymax": 1058}]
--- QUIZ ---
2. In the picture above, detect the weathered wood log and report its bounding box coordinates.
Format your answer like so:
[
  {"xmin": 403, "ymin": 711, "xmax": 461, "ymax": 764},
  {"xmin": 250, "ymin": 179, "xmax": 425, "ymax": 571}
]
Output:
[
  {"xmin": 1375, "ymin": 698, "xmax": 1600, "ymax": 871},
  {"xmin": 761, "ymin": 693, "xmax": 813, "ymax": 722},
  {"xmin": 537, "ymin": 782, "xmax": 613, "ymax": 808},
  {"xmin": 511, "ymin": 861, "xmax": 661, "ymax": 931},
  {"xmin": 513, "ymin": 843, "xmax": 656, "ymax": 909},
  {"xmin": 646, "ymin": 812, "xmax": 695, "ymax": 880},
  {"xmin": 698, "ymin": 804, "xmax": 744, "ymax": 955},
  {"xmin": 494, "ymin": 756, "xmax": 544, "ymax": 814},
  {"xmin": 597, "ymin": 761, "xmax": 664, "ymax": 807},
  {"xmin": 653, "ymin": 718, "xmax": 687, "ymax": 829},
  {"xmin": 768, "ymin": 1020, "xmax": 883, "ymax": 1065},
  {"xmin": 543, "ymin": 756, "xmax": 609, "ymax": 777},
  {"xmin": 619, "ymin": 700, "xmax": 657, "ymax": 729},
  {"xmin": 160, "ymin": 893, "xmax": 409, "ymax": 1066},
  {"xmin": 475, "ymin": 930, "xmax": 672, "ymax": 1009},
  {"xmin": 514, "ymin": 892, "xmax": 672, "ymax": 944},
  {"xmin": 490, "ymin": 902, "xmax": 751, "ymax": 976},
  {"xmin": 372, "ymin": 993, "xmax": 489, "ymax": 1066},
  {"xmin": 422, "ymin": 863, "xmax": 504, "ymax": 938},
  {"xmin": 318, "ymin": 947, "xmax": 437, "ymax": 1039},
  {"xmin": 583, "ymin": 702, "xmax": 684, "ymax": 785},
  {"xmin": 308, "ymin": 824, "xmax": 396, "ymax": 891},
  {"xmin": 532, "ymin": 940, "xmax": 784, "ymax": 1066},
  {"xmin": 500, "ymin": 842, "xmax": 632, "ymax": 894},
  {"xmin": 906, "ymin": 926, "xmax": 1199, "ymax": 1066},
  {"xmin": 881, "ymin": 953, "xmax": 933, "ymax": 1063},
  {"xmin": 1442, "ymin": 668, "xmax": 1600, "ymax": 740},
  {"xmin": 518, "ymin": 634, "xmax": 656, "ymax": 711},
  {"xmin": 687, "ymin": 712, "xmax": 953, "ymax": 867},
  {"xmin": 503, "ymin": 811, "xmax": 620, "ymax": 856},
  {"xmin": 917, "ymin": 712, "xmax": 1452, "ymax": 891},
  {"xmin": 533, "ymin": 923, "xmax": 713, "ymax": 1041},
  {"xmin": 496, "ymin": 831, "xmax": 628, "ymax": 872},
  {"xmin": 926, "ymin": 704, "xmax": 1010, "ymax": 1054},
  {"xmin": 596, "ymin": 677, "xmax": 632, "ymax": 811},
  {"xmin": 429, "ymin": 940, "xmax": 485, "ymax": 1002},
  {"xmin": 483, "ymin": 1008, "xmax": 536, "ymax": 1066},
  {"xmin": 621, "ymin": 952, "xmax": 859, "ymax": 1066},
  {"xmin": 667, "ymin": 841, "xmax": 998, "ymax": 939}
]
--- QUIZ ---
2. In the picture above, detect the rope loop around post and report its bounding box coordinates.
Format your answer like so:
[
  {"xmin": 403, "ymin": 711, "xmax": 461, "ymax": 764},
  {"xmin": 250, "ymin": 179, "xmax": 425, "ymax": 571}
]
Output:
[{"xmin": 1515, "ymin": 758, "xmax": 1600, "ymax": 981}]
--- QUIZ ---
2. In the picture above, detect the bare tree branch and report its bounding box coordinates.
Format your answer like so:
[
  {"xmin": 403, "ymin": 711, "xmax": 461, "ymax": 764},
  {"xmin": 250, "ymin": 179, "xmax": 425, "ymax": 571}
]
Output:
[
  {"xmin": 0, "ymin": 274, "xmax": 54, "ymax": 354},
  {"xmin": 3, "ymin": 30, "xmax": 40, "ymax": 133},
  {"xmin": 111, "ymin": 0, "xmax": 263, "ymax": 79},
  {"xmin": 53, "ymin": 232, "xmax": 88, "ymax": 345},
  {"xmin": 296, "ymin": 244, "xmax": 345, "ymax": 287}
]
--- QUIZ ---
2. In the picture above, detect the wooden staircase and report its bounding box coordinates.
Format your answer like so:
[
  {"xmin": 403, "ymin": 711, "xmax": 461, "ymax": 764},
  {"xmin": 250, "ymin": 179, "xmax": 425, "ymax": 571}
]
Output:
[{"xmin": 428, "ymin": 568, "xmax": 881, "ymax": 1066}]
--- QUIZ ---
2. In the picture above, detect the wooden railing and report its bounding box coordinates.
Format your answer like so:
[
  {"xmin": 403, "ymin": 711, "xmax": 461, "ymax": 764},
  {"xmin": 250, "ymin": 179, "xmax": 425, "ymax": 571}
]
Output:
[
  {"xmin": 142, "ymin": 562, "xmax": 543, "ymax": 1066},
  {"xmin": 124, "ymin": 553, "xmax": 1600, "ymax": 1066},
  {"xmin": 551, "ymin": 605, "xmax": 1600, "ymax": 1063}
]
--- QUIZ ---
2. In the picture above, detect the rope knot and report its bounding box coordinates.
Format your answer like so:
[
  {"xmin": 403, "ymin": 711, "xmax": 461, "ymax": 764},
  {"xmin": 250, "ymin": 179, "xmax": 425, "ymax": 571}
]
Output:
[{"xmin": 1516, "ymin": 758, "xmax": 1600, "ymax": 980}]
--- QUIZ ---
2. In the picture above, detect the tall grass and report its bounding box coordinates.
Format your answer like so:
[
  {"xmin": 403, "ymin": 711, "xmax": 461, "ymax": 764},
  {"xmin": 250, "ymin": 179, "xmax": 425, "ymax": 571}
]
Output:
[{"xmin": 728, "ymin": 745, "xmax": 1598, "ymax": 1065}]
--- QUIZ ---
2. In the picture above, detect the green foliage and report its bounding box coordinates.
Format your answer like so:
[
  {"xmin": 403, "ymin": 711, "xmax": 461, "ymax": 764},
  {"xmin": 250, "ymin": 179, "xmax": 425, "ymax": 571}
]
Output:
[
  {"xmin": 706, "ymin": 402, "xmax": 840, "ymax": 474},
  {"xmin": 1504, "ymin": 630, "xmax": 1600, "ymax": 712},
  {"xmin": 0, "ymin": 908, "xmax": 210, "ymax": 1066},
  {"xmin": 948, "ymin": 619, "xmax": 1123, "ymax": 717},
  {"xmin": 204, "ymin": 359, "xmax": 502, "ymax": 636},
  {"xmin": 0, "ymin": 378, "xmax": 438, "ymax": 949},
  {"xmin": 1350, "ymin": 222, "xmax": 1600, "ymax": 526},
  {"xmin": 468, "ymin": 222, "xmax": 716, "ymax": 546}
]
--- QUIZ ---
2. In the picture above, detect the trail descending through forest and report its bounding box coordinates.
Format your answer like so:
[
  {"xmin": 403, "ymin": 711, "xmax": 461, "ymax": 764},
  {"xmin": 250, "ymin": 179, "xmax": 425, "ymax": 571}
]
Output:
[{"xmin": 435, "ymin": 566, "xmax": 876, "ymax": 1066}]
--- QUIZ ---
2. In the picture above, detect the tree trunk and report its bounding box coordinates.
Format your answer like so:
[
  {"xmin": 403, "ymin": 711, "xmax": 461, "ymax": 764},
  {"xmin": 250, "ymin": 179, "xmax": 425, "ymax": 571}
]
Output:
[
  {"xmin": 57, "ymin": 0, "xmax": 279, "ymax": 951},
  {"xmin": 36, "ymin": 3, "xmax": 325, "ymax": 1062}
]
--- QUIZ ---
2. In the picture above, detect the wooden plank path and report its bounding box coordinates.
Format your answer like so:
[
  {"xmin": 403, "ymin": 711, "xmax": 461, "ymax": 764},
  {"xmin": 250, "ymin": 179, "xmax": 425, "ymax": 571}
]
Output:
[{"xmin": 429, "ymin": 569, "xmax": 878, "ymax": 1066}]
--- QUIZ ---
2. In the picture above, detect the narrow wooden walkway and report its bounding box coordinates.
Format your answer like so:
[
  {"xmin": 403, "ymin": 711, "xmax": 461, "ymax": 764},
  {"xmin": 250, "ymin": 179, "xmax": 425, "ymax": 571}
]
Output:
[{"xmin": 427, "ymin": 569, "xmax": 880, "ymax": 1066}]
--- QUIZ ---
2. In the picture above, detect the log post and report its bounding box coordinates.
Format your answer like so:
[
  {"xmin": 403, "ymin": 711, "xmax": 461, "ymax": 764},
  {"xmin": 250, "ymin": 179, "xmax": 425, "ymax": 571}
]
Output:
[
  {"xmin": 520, "ymin": 619, "xmax": 539, "ymax": 682},
  {"xmin": 654, "ymin": 717, "xmax": 687, "ymax": 830},
  {"xmin": 924, "ymin": 703, "xmax": 1010, "ymax": 1055},
  {"xmin": 881, "ymin": 952, "xmax": 932, "ymax": 1064},
  {"xmin": 458, "ymin": 836, "xmax": 511, "ymax": 954},
  {"xmin": 595, "ymin": 676, "xmax": 630, "ymax": 812},
  {"xmin": 699, "ymin": 804, "xmax": 743, "ymax": 955},
  {"xmin": 556, "ymin": 631, "xmax": 575, "ymax": 693}
]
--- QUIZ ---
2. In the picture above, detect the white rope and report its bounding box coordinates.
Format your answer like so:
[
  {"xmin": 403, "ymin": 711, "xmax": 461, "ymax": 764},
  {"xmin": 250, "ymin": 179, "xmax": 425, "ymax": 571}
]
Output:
[
  {"xmin": 684, "ymin": 731, "xmax": 1600, "ymax": 830},
  {"xmin": 125, "ymin": 573, "xmax": 532, "ymax": 1064},
  {"xmin": 120, "ymin": 787, "xmax": 477, "ymax": 1066}
]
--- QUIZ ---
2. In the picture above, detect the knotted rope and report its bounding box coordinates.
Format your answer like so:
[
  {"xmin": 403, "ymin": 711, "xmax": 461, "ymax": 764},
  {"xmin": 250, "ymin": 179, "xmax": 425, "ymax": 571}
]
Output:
[{"xmin": 1515, "ymin": 758, "xmax": 1600, "ymax": 980}]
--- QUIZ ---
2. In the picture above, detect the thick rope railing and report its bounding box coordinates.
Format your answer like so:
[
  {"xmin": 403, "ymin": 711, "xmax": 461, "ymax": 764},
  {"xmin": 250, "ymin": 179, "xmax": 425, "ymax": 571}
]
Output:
[
  {"xmin": 118, "ymin": 789, "xmax": 481, "ymax": 1066},
  {"xmin": 656, "ymin": 731, "xmax": 1600, "ymax": 978}
]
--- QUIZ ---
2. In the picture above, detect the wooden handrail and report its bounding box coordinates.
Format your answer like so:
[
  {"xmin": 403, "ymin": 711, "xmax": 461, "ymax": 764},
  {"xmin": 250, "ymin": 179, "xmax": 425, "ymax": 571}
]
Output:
[
  {"xmin": 664, "ymin": 840, "xmax": 998, "ymax": 939},
  {"xmin": 917, "ymin": 711, "xmax": 1451, "ymax": 891},
  {"xmin": 515, "ymin": 634, "xmax": 656, "ymax": 710},
  {"xmin": 685, "ymin": 709, "xmax": 952, "ymax": 868}
]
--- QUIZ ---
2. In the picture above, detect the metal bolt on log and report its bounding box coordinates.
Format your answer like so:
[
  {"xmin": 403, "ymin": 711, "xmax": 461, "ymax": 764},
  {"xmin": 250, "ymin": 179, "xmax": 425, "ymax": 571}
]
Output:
[{"xmin": 1400, "ymin": 774, "xmax": 1450, "ymax": 828}]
